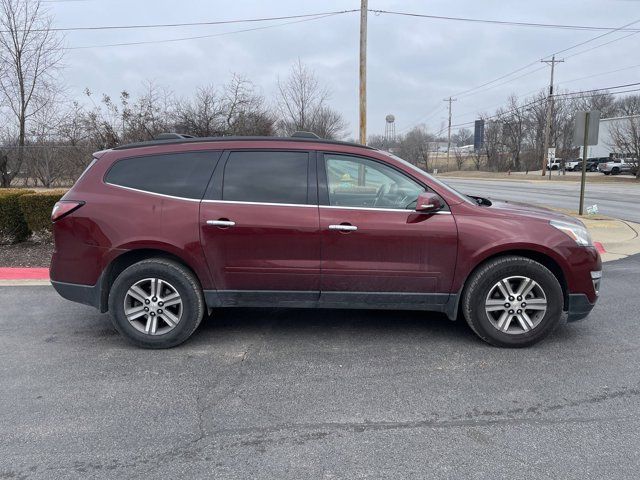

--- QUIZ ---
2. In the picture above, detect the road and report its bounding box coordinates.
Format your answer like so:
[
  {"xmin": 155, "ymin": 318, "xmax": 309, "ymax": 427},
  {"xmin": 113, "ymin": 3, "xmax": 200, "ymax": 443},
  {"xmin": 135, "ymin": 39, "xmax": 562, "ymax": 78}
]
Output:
[
  {"xmin": 1, "ymin": 255, "xmax": 639, "ymax": 479},
  {"xmin": 444, "ymin": 177, "xmax": 640, "ymax": 223}
]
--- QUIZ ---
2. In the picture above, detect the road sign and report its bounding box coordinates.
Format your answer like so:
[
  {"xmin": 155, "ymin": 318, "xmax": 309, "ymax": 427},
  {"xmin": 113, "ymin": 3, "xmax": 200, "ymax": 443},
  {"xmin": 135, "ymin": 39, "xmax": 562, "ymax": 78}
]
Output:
[
  {"xmin": 573, "ymin": 110, "xmax": 600, "ymax": 146},
  {"xmin": 473, "ymin": 120, "xmax": 484, "ymax": 151},
  {"xmin": 547, "ymin": 148, "xmax": 556, "ymax": 161}
]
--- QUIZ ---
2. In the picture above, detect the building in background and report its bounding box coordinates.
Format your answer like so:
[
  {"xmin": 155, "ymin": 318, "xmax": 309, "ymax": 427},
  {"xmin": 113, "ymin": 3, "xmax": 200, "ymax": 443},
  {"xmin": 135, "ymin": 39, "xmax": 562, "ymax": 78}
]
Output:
[{"xmin": 582, "ymin": 114, "xmax": 640, "ymax": 158}]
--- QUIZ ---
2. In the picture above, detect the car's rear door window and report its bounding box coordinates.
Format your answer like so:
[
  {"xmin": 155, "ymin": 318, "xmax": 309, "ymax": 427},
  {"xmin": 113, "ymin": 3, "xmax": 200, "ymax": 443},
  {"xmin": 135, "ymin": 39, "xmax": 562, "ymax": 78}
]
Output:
[
  {"xmin": 222, "ymin": 151, "xmax": 309, "ymax": 205},
  {"xmin": 105, "ymin": 151, "xmax": 221, "ymax": 199}
]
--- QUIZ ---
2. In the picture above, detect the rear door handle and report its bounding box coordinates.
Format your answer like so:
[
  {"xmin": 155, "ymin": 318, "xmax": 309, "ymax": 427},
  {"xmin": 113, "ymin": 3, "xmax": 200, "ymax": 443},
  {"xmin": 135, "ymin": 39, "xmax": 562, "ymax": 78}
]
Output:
[
  {"xmin": 206, "ymin": 220, "xmax": 236, "ymax": 227},
  {"xmin": 329, "ymin": 224, "xmax": 358, "ymax": 232}
]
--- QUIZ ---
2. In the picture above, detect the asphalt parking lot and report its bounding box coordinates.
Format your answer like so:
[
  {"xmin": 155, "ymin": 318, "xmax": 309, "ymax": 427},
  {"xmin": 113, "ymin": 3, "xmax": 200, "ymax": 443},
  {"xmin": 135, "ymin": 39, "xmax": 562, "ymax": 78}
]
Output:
[{"xmin": 1, "ymin": 255, "xmax": 639, "ymax": 479}]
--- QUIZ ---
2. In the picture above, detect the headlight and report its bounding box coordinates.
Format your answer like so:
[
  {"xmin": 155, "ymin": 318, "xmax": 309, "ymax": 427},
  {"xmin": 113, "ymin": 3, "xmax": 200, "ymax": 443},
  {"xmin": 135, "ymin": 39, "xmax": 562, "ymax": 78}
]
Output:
[{"xmin": 550, "ymin": 220, "xmax": 592, "ymax": 246}]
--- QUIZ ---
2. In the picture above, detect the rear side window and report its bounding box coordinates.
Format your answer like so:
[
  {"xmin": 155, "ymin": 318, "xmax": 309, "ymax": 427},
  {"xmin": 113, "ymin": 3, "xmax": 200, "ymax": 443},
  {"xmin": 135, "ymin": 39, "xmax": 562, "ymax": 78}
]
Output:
[
  {"xmin": 223, "ymin": 151, "xmax": 309, "ymax": 204},
  {"xmin": 105, "ymin": 151, "xmax": 220, "ymax": 199}
]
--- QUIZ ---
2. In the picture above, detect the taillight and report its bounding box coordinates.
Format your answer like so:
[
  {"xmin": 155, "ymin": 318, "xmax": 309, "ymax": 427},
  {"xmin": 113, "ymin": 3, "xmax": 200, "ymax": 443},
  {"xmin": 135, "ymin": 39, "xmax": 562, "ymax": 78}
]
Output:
[{"xmin": 51, "ymin": 201, "xmax": 85, "ymax": 222}]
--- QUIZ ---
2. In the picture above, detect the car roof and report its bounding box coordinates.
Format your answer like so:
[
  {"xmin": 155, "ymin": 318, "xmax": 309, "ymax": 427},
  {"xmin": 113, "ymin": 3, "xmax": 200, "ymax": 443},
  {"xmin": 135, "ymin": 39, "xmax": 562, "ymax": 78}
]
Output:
[{"xmin": 112, "ymin": 136, "xmax": 375, "ymax": 151}]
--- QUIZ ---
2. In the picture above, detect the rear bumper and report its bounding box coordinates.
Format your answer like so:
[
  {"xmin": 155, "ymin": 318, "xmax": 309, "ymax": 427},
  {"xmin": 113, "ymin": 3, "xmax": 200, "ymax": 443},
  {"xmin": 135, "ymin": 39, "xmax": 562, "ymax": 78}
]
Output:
[
  {"xmin": 51, "ymin": 280, "xmax": 101, "ymax": 310},
  {"xmin": 566, "ymin": 293, "xmax": 596, "ymax": 322}
]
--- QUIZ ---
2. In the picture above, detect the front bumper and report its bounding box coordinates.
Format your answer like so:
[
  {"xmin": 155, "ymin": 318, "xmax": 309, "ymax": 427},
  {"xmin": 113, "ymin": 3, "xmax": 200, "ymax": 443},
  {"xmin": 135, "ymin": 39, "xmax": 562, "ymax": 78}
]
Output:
[{"xmin": 566, "ymin": 293, "xmax": 596, "ymax": 322}]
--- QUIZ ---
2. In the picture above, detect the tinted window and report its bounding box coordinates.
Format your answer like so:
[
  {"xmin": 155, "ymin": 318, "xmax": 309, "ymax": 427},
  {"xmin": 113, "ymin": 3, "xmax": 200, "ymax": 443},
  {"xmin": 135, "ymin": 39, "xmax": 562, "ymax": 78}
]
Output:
[
  {"xmin": 106, "ymin": 151, "xmax": 219, "ymax": 199},
  {"xmin": 324, "ymin": 154, "xmax": 425, "ymax": 210},
  {"xmin": 223, "ymin": 151, "xmax": 309, "ymax": 204}
]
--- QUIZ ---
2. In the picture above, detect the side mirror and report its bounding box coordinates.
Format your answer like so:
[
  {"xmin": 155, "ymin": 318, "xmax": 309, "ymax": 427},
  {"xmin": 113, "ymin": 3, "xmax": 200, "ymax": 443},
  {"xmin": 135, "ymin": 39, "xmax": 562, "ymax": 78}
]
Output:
[{"xmin": 415, "ymin": 192, "xmax": 443, "ymax": 213}]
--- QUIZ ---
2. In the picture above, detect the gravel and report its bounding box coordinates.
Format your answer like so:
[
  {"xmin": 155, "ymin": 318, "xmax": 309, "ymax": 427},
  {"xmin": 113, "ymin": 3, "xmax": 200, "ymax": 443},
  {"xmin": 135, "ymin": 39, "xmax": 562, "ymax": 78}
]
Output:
[{"xmin": 0, "ymin": 240, "xmax": 53, "ymax": 267}]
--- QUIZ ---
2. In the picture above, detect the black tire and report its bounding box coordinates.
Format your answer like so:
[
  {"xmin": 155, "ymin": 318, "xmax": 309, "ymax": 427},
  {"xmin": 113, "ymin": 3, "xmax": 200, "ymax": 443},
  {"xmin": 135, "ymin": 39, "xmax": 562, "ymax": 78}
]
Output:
[
  {"xmin": 611, "ymin": 167, "xmax": 620, "ymax": 175},
  {"xmin": 108, "ymin": 258, "xmax": 205, "ymax": 348},
  {"xmin": 461, "ymin": 256, "xmax": 563, "ymax": 348}
]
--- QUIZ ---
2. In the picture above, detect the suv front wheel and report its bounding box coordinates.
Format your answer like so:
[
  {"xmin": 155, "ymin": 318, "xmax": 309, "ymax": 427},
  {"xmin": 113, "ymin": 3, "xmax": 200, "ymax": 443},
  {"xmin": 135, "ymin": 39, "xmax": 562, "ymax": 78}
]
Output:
[
  {"xmin": 462, "ymin": 256, "xmax": 563, "ymax": 347},
  {"xmin": 108, "ymin": 258, "xmax": 205, "ymax": 348}
]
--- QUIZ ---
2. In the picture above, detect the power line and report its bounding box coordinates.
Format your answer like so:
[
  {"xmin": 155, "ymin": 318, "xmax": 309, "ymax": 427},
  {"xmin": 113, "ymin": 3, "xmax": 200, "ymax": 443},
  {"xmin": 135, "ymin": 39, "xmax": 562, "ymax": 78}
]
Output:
[
  {"xmin": 370, "ymin": 9, "xmax": 640, "ymax": 32},
  {"xmin": 558, "ymin": 63, "xmax": 640, "ymax": 86},
  {"xmin": 448, "ymin": 18, "xmax": 640, "ymax": 99},
  {"xmin": 456, "ymin": 66, "xmax": 547, "ymax": 100},
  {"xmin": 445, "ymin": 85, "xmax": 640, "ymax": 133},
  {"xmin": 65, "ymin": 12, "xmax": 349, "ymax": 50},
  {"xmin": 22, "ymin": 8, "xmax": 640, "ymax": 33},
  {"xmin": 552, "ymin": 81, "xmax": 640, "ymax": 98},
  {"xmin": 3, "ymin": 10, "xmax": 359, "ymax": 33}
]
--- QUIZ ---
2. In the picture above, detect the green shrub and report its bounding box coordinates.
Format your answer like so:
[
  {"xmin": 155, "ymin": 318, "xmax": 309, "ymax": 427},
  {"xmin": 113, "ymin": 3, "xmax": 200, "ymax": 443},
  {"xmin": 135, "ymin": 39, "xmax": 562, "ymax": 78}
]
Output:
[
  {"xmin": 0, "ymin": 189, "xmax": 35, "ymax": 244},
  {"xmin": 18, "ymin": 190, "xmax": 67, "ymax": 237}
]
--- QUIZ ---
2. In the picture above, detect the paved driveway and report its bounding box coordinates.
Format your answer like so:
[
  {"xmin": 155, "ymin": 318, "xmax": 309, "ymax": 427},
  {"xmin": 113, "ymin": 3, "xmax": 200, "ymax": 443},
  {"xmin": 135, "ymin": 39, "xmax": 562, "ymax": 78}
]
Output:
[{"xmin": 1, "ymin": 255, "xmax": 639, "ymax": 479}]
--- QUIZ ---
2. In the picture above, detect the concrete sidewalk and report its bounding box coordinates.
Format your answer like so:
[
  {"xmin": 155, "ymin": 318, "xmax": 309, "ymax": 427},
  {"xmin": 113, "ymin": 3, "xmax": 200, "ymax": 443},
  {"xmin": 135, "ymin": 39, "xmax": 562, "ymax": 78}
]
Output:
[{"xmin": 580, "ymin": 217, "xmax": 640, "ymax": 262}]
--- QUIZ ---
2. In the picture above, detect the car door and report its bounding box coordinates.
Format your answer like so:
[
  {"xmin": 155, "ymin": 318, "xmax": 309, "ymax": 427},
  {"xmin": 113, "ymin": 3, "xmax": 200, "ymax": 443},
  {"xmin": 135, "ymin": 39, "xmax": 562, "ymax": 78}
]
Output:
[
  {"xmin": 199, "ymin": 149, "xmax": 320, "ymax": 307},
  {"xmin": 318, "ymin": 153, "xmax": 458, "ymax": 309}
]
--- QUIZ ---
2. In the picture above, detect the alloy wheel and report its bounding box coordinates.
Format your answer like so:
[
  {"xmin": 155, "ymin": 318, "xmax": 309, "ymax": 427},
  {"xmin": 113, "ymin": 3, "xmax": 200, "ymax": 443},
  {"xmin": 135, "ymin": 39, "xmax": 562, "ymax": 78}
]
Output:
[
  {"xmin": 123, "ymin": 278, "xmax": 183, "ymax": 335},
  {"xmin": 484, "ymin": 276, "xmax": 547, "ymax": 334}
]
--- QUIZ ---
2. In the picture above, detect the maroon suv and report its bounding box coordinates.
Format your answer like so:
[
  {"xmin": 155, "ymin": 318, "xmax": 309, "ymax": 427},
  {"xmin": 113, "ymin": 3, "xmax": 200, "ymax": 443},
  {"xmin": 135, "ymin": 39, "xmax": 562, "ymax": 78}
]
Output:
[{"xmin": 50, "ymin": 135, "xmax": 601, "ymax": 348}]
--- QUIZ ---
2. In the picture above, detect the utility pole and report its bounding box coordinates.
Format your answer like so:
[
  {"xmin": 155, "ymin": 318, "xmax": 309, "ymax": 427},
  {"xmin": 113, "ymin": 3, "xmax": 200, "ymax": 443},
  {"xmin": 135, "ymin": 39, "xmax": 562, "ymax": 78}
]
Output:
[
  {"xmin": 359, "ymin": 0, "xmax": 368, "ymax": 145},
  {"xmin": 444, "ymin": 97, "xmax": 457, "ymax": 169},
  {"xmin": 541, "ymin": 55, "xmax": 564, "ymax": 176}
]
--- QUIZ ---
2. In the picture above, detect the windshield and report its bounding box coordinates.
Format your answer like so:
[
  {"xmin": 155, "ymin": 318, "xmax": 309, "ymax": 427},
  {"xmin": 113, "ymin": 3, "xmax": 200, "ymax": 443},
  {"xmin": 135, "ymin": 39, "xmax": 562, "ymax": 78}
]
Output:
[{"xmin": 378, "ymin": 151, "xmax": 475, "ymax": 205}]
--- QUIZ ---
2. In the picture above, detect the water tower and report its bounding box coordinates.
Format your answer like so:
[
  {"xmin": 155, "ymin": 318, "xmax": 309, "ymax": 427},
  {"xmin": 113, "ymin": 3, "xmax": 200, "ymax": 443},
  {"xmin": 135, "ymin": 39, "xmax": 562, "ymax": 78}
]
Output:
[{"xmin": 384, "ymin": 114, "xmax": 396, "ymax": 143}]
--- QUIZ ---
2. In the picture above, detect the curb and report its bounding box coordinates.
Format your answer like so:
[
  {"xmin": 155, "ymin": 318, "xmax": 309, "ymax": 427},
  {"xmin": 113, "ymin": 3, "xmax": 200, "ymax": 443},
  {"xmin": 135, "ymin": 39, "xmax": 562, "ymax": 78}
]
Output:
[{"xmin": 0, "ymin": 268, "xmax": 49, "ymax": 280}]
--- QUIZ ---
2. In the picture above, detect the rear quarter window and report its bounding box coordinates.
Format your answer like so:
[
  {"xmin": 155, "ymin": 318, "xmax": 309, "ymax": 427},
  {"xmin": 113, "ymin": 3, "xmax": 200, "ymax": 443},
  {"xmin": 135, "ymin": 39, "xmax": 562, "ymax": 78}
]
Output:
[{"xmin": 105, "ymin": 151, "xmax": 221, "ymax": 199}]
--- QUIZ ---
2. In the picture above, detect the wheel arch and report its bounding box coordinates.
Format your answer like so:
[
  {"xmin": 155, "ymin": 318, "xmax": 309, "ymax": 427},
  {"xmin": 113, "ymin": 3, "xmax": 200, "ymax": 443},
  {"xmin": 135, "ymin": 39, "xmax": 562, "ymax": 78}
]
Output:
[
  {"xmin": 98, "ymin": 248, "xmax": 203, "ymax": 313},
  {"xmin": 448, "ymin": 248, "xmax": 569, "ymax": 321}
]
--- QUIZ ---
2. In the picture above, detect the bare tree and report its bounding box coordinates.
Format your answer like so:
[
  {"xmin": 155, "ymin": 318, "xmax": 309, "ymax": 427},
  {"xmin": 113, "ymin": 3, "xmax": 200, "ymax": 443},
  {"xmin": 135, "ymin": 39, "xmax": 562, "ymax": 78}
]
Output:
[
  {"xmin": 396, "ymin": 126, "xmax": 433, "ymax": 170},
  {"xmin": 615, "ymin": 94, "xmax": 640, "ymax": 117},
  {"xmin": 470, "ymin": 148, "xmax": 484, "ymax": 171},
  {"xmin": 451, "ymin": 127, "xmax": 473, "ymax": 147},
  {"xmin": 221, "ymin": 74, "xmax": 274, "ymax": 136},
  {"xmin": 276, "ymin": 59, "xmax": 346, "ymax": 139},
  {"xmin": 174, "ymin": 85, "xmax": 223, "ymax": 137},
  {"xmin": 453, "ymin": 148, "xmax": 466, "ymax": 170},
  {"xmin": 608, "ymin": 116, "xmax": 640, "ymax": 179},
  {"xmin": 0, "ymin": 0, "xmax": 63, "ymax": 187},
  {"xmin": 174, "ymin": 76, "xmax": 274, "ymax": 137}
]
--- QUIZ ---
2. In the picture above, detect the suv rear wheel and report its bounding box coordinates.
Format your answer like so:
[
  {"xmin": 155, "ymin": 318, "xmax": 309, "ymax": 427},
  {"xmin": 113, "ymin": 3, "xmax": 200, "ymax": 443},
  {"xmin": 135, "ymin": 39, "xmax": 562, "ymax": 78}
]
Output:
[
  {"xmin": 108, "ymin": 258, "xmax": 205, "ymax": 348},
  {"xmin": 462, "ymin": 256, "xmax": 563, "ymax": 347}
]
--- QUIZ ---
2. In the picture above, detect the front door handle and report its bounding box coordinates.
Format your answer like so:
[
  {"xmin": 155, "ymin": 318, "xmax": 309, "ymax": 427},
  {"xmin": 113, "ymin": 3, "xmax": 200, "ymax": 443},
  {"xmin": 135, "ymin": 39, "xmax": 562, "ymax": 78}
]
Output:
[
  {"xmin": 206, "ymin": 220, "xmax": 236, "ymax": 227},
  {"xmin": 329, "ymin": 224, "xmax": 358, "ymax": 232}
]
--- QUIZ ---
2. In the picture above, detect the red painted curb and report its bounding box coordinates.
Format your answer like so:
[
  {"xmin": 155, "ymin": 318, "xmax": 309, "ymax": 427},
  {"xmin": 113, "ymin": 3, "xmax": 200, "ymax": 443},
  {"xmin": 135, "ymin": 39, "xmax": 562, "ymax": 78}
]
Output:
[
  {"xmin": 594, "ymin": 242, "xmax": 606, "ymax": 254},
  {"xmin": 0, "ymin": 268, "xmax": 50, "ymax": 280}
]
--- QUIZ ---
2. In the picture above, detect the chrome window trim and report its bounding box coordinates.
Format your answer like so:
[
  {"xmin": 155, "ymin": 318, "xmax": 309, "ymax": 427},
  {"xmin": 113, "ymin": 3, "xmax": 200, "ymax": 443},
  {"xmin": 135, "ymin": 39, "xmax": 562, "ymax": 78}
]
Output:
[
  {"xmin": 201, "ymin": 199, "xmax": 316, "ymax": 208},
  {"xmin": 104, "ymin": 182, "xmax": 201, "ymax": 202},
  {"xmin": 320, "ymin": 205, "xmax": 452, "ymax": 214}
]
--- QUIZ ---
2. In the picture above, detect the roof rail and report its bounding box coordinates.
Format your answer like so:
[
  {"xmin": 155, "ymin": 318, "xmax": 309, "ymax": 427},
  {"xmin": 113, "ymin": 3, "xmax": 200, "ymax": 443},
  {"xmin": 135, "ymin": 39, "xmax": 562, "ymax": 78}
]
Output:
[
  {"xmin": 154, "ymin": 133, "xmax": 195, "ymax": 140},
  {"xmin": 113, "ymin": 135, "xmax": 375, "ymax": 151},
  {"xmin": 291, "ymin": 131, "xmax": 320, "ymax": 139}
]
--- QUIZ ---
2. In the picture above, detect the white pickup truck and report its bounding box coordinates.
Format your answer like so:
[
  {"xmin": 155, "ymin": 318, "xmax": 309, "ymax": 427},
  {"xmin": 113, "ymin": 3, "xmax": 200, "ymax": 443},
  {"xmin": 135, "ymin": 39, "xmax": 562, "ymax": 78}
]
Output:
[
  {"xmin": 546, "ymin": 159, "xmax": 562, "ymax": 170},
  {"xmin": 598, "ymin": 158, "xmax": 634, "ymax": 175}
]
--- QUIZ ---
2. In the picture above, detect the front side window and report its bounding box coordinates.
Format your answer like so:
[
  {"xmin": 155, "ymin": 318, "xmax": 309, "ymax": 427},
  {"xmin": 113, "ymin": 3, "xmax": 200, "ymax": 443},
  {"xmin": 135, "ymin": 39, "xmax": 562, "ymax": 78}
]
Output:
[
  {"xmin": 223, "ymin": 151, "xmax": 309, "ymax": 204},
  {"xmin": 324, "ymin": 154, "xmax": 425, "ymax": 210},
  {"xmin": 105, "ymin": 151, "xmax": 219, "ymax": 199}
]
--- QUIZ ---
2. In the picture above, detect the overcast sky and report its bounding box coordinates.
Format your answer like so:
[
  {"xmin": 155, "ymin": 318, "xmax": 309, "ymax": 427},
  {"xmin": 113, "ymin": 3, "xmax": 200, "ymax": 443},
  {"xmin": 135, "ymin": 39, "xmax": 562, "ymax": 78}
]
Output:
[{"xmin": 51, "ymin": 0, "xmax": 640, "ymax": 139}]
